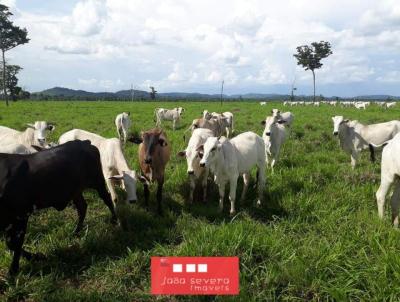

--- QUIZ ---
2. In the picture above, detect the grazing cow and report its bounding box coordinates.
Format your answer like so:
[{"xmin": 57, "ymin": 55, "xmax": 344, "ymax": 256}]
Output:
[
  {"xmin": 329, "ymin": 101, "xmax": 337, "ymax": 106},
  {"xmin": 59, "ymin": 129, "xmax": 138, "ymax": 204},
  {"xmin": 332, "ymin": 116, "xmax": 400, "ymax": 168},
  {"xmin": 386, "ymin": 102, "xmax": 396, "ymax": 109},
  {"xmin": 271, "ymin": 109, "xmax": 294, "ymax": 127},
  {"xmin": 260, "ymin": 102, "xmax": 266, "ymax": 106},
  {"xmin": 313, "ymin": 101, "xmax": 320, "ymax": 107},
  {"xmin": 0, "ymin": 121, "xmax": 55, "ymax": 147},
  {"xmin": 354, "ymin": 102, "xmax": 366, "ymax": 110},
  {"xmin": 189, "ymin": 118, "xmax": 225, "ymax": 137},
  {"xmin": 154, "ymin": 107, "xmax": 184, "ymax": 130},
  {"xmin": 202, "ymin": 110, "xmax": 234, "ymax": 137},
  {"xmin": 198, "ymin": 132, "xmax": 266, "ymax": 215},
  {"xmin": 130, "ymin": 129, "xmax": 171, "ymax": 214},
  {"xmin": 0, "ymin": 140, "xmax": 117, "ymax": 275},
  {"xmin": 178, "ymin": 128, "xmax": 214, "ymax": 203},
  {"xmin": 115, "ymin": 112, "xmax": 131, "ymax": 143},
  {"xmin": 373, "ymin": 133, "xmax": 400, "ymax": 226},
  {"xmin": 261, "ymin": 115, "xmax": 287, "ymax": 171}
]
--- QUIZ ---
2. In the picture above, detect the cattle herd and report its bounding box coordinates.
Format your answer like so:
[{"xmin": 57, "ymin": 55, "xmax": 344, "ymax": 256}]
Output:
[{"xmin": 0, "ymin": 102, "xmax": 399, "ymax": 275}]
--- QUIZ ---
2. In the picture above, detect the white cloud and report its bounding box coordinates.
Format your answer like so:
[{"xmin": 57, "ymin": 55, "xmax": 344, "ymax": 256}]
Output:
[{"xmin": 6, "ymin": 0, "xmax": 400, "ymax": 96}]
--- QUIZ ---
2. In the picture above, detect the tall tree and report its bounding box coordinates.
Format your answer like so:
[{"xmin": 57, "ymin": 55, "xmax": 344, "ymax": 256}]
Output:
[
  {"xmin": 149, "ymin": 86, "xmax": 157, "ymax": 100},
  {"xmin": 0, "ymin": 64, "xmax": 22, "ymax": 101},
  {"xmin": 0, "ymin": 4, "xmax": 29, "ymax": 105},
  {"xmin": 293, "ymin": 41, "xmax": 332, "ymax": 102}
]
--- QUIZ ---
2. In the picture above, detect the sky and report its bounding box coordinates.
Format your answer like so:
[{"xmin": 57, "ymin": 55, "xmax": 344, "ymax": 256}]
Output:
[{"xmin": 2, "ymin": 0, "xmax": 400, "ymax": 97}]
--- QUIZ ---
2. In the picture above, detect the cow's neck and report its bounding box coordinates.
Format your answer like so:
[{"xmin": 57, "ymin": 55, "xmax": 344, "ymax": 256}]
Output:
[
  {"xmin": 22, "ymin": 128, "xmax": 36, "ymax": 146},
  {"xmin": 210, "ymin": 149, "xmax": 226, "ymax": 180}
]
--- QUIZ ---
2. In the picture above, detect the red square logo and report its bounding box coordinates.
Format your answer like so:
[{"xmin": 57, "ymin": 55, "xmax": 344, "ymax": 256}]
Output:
[{"xmin": 151, "ymin": 257, "xmax": 239, "ymax": 295}]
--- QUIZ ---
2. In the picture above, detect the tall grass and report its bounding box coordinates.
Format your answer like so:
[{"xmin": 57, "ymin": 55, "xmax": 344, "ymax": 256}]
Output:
[{"xmin": 0, "ymin": 101, "xmax": 399, "ymax": 301}]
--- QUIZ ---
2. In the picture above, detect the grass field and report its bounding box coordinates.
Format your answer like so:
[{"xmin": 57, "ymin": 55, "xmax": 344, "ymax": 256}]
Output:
[{"xmin": 1, "ymin": 100, "xmax": 400, "ymax": 301}]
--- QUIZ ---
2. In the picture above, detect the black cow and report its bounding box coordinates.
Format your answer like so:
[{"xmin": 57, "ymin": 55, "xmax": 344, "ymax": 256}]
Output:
[{"xmin": 0, "ymin": 140, "xmax": 117, "ymax": 275}]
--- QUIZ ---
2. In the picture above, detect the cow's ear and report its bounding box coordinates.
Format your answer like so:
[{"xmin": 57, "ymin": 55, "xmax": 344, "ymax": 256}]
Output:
[
  {"xmin": 109, "ymin": 175, "xmax": 123, "ymax": 180},
  {"xmin": 128, "ymin": 136, "xmax": 143, "ymax": 144},
  {"xmin": 261, "ymin": 120, "xmax": 266, "ymax": 126},
  {"xmin": 47, "ymin": 124, "xmax": 55, "ymax": 131},
  {"xmin": 26, "ymin": 123, "xmax": 35, "ymax": 129},
  {"xmin": 177, "ymin": 150, "xmax": 186, "ymax": 157},
  {"xmin": 139, "ymin": 175, "xmax": 150, "ymax": 185},
  {"xmin": 159, "ymin": 138, "xmax": 168, "ymax": 147},
  {"xmin": 127, "ymin": 112, "xmax": 130, "ymax": 116},
  {"xmin": 31, "ymin": 145, "xmax": 45, "ymax": 152}
]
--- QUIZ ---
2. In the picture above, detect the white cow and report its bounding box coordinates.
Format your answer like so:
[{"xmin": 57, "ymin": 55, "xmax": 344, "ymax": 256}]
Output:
[
  {"xmin": 386, "ymin": 102, "xmax": 396, "ymax": 109},
  {"xmin": 332, "ymin": 116, "xmax": 400, "ymax": 168},
  {"xmin": 189, "ymin": 118, "xmax": 225, "ymax": 137},
  {"xmin": 313, "ymin": 101, "xmax": 320, "ymax": 107},
  {"xmin": 154, "ymin": 107, "xmax": 184, "ymax": 130},
  {"xmin": 202, "ymin": 110, "xmax": 234, "ymax": 137},
  {"xmin": 354, "ymin": 102, "xmax": 366, "ymax": 110},
  {"xmin": 115, "ymin": 112, "xmax": 131, "ymax": 143},
  {"xmin": 271, "ymin": 109, "xmax": 294, "ymax": 127},
  {"xmin": 374, "ymin": 133, "xmax": 400, "ymax": 226},
  {"xmin": 178, "ymin": 128, "xmax": 214, "ymax": 203},
  {"xmin": 261, "ymin": 115, "xmax": 287, "ymax": 171},
  {"xmin": 260, "ymin": 102, "xmax": 266, "ymax": 106},
  {"xmin": 198, "ymin": 132, "xmax": 266, "ymax": 215},
  {"xmin": 59, "ymin": 129, "xmax": 138, "ymax": 204},
  {"xmin": 0, "ymin": 121, "xmax": 55, "ymax": 147}
]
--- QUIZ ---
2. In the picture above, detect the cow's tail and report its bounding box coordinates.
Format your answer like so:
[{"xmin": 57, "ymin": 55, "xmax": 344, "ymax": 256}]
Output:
[{"xmin": 368, "ymin": 140, "xmax": 391, "ymax": 163}]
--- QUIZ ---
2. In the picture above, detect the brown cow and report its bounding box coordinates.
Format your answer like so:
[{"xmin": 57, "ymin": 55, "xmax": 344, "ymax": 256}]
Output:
[{"xmin": 130, "ymin": 128, "xmax": 171, "ymax": 214}]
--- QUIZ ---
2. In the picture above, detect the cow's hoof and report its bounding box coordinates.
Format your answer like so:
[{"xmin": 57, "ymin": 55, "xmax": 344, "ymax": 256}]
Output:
[{"xmin": 256, "ymin": 200, "xmax": 262, "ymax": 207}]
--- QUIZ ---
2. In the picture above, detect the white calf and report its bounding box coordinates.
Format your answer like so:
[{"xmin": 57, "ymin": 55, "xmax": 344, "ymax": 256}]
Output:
[
  {"xmin": 261, "ymin": 116, "xmax": 287, "ymax": 171},
  {"xmin": 154, "ymin": 107, "xmax": 184, "ymax": 130},
  {"xmin": 0, "ymin": 121, "xmax": 55, "ymax": 147},
  {"xmin": 198, "ymin": 132, "xmax": 266, "ymax": 215},
  {"xmin": 332, "ymin": 116, "xmax": 400, "ymax": 168},
  {"xmin": 178, "ymin": 128, "xmax": 214, "ymax": 203},
  {"xmin": 59, "ymin": 129, "xmax": 138, "ymax": 204},
  {"xmin": 115, "ymin": 112, "xmax": 131, "ymax": 143}
]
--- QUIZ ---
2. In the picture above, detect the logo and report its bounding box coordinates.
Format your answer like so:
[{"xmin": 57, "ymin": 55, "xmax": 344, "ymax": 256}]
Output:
[{"xmin": 151, "ymin": 257, "xmax": 239, "ymax": 295}]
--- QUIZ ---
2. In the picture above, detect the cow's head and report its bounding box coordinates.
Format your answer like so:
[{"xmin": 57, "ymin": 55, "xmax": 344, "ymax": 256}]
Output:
[
  {"xmin": 271, "ymin": 109, "xmax": 281, "ymax": 117},
  {"xmin": 332, "ymin": 116, "xmax": 349, "ymax": 135},
  {"xmin": 261, "ymin": 116, "xmax": 285, "ymax": 137},
  {"xmin": 26, "ymin": 121, "xmax": 55, "ymax": 146},
  {"xmin": 178, "ymin": 145, "xmax": 203, "ymax": 175},
  {"xmin": 199, "ymin": 137, "xmax": 221, "ymax": 168},
  {"xmin": 136, "ymin": 129, "xmax": 168, "ymax": 165},
  {"xmin": 109, "ymin": 170, "xmax": 138, "ymax": 203},
  {"xmin": 202, "ymin": 110, "xmax": 212, "ymax": 120},
  {"xmin": 177, "ymin": 107, "xmax": 185, "ymax": 116}
]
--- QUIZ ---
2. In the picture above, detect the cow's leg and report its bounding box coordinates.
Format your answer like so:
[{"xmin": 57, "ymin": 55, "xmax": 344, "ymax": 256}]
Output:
[
  {"xmin": 256, "ymin": 164, "xmax": 266, "ymax": 207},
  {"xmin": 376, "ymin": 178, "xmax": 392, "ymax": 219},
  {"xmin": 122, "ymin": 127, "xmax": 128, "ymax": 144},
  {"xmin": 143, "ymin": 183, "xmax": 150, "ymax": 208},
  {"xmin": 106, "ymin": 178, "xmax": 118, "ymax": 204},
  {"xmin": 202, "ymin": 169, "xmax": 209, "ymax": 203},
  {"xmin": 391, "ymin": 180, "xmax": 400, "ymax": 227},
  {"xmin": 172, "ymin": 119, "xmax": 176, "ymax": 131},
  {"xmin": 97, "ymin": 183, "xmax": 118, "ymax": 224},
  {"xmin": 240, "ymin": 173, "xmax": 250, "ymax": 202},
  {"xmin": 189, "ymin": 174, "xmax": 195, "ymax": 204},
  {"xmin": 351, "ymin": 151, "xmax": 358, "ymax": 169},
  {"xmin": 73, "ymin": 194, "xmax": 87, "ymax": 234},
  {"xmin": 6, "ymin": 218, "xmax": 28, "ymax": 275},
  {"xmin": 156, "ymin": 179, "xmax": 164, "ymax": 215},
  {"xmin": 218, "ymin": 180, "xmax": 226, "ymax": 212},
  {"xmin": 117, "ymin": 127, "xmax": 122, "ymax": 140},
  {"xmin": 229, "ymin": 176, "xmax": 238, "ymax": 215}
]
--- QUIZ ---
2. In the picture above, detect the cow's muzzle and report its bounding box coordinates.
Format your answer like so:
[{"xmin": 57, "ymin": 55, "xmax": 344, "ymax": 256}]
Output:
[
  {"xmin": 199, "ymin": 162, "xmax": 205, "ymax": 167},
  {"xmin": 38, "ymin": 138, "xmax": 46, "ymax": 145},
  {"xmin": 145, "ymin": 158, "xmax": 152, "ymax": 164},
  {"xmin": 333, "ymin": 131, "xmax": 338, "ymax": 136},
  {"xmin": 265, "ymin": 132, "xmax": 271, "ymax": 137},
  {"xmin": 188, "ymin": 170, "xmax": 194, "ymax": 175}
]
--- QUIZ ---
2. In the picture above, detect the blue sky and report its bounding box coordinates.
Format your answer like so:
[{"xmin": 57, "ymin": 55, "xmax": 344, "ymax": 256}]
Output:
[{"xmin": 3, "ymin": 0, "xmax": 400, "ymax": 97}]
